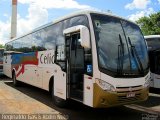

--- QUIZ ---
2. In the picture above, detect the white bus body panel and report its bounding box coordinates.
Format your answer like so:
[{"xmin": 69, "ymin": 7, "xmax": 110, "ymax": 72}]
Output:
[
  {"xmin": 83, "ymin": 74, "xmax": 93, "ymax": 107},
  {"xmin": 82, "ymin": 14, "xmax": 100, "ymax": 107},
  {"xmin": 100, "ymin": 72, "xmax": 148, "ymax": 88},
  {"xmin": 3, "ymin": 55, "xmax": 12, "ymax": 78},
  {"xmin": 23, "ymin": 65, "xmax": 43, "ymax": 88},
  {"xmin": 38, "ymin": 50, "xmax": 67, "ymax": 99},
  {"xmin": 17, "ymin": 64, "xmax": 30, "ymax": 83},
  {"xmin": 23, "ymin": 65, "xmax": 37, "ymax": 85},
  {"xmin": 54, "ymin": 65, "xmax": 66, "ymax": 99},
  {"xmin": 4, "ymin": 50, "xmax": 67, "ymax": 100},
  {"xmin": 152, "ymin": 73, "xmax": 160, "ymax": 88}
]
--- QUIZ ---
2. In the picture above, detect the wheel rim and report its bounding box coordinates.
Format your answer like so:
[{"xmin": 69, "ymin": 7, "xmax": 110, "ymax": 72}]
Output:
[
  {"xmin": 55, "ymin": 96, "xmax": 61, "ymax": 103},
  {"xmin": 13, "ymin": 74, "xmax": 16, "ymax": 84}
]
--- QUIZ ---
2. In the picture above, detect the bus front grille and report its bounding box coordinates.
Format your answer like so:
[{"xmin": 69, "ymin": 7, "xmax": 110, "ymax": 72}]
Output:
[
  {"xmin": 117, "ymin": 93, "xmax": 141, "ymax": 102},
  {"xmin": 116, "ymin": 85, "xmax": 143, "ymax": 102},
  {"xmin": 116, "ymin": 85, "xmax": 143, "ymax": 93}
]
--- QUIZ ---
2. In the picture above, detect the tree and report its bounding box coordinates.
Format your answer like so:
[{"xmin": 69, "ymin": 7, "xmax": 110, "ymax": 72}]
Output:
[
  {"xmin": 0, "ymin": 44, "xmax": 4, "ymax": 48},
  {"xmin": 136, "ymin": 12, "xmax": 160, "ymax": 35}
]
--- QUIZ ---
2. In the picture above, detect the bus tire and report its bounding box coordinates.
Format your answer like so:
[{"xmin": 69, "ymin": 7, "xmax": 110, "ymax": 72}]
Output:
[
  {"xmin": 51, "ymin": 82, "xmax": 67, "ymax": 108},
  {"xmin": 12, "ymin": 72, "xmax": 19, "ymax": 87}
]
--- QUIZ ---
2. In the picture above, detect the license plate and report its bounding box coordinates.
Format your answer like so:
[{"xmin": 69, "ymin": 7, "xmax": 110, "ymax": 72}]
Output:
[{"xmin": 126, "ymin": 92, "xmax": 135, "ymax": 98}]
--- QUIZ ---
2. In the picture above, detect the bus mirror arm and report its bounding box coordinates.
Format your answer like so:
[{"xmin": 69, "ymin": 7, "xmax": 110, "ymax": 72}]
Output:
[{"xmin": 80, "ymin": 26, "xmax": 90, "ymax": 49}]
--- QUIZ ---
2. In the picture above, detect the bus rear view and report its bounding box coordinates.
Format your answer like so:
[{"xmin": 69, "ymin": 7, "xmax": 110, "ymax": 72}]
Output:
[{"xmin": 145, "ymin": 35, "xmax": 160, "ymax": 89}]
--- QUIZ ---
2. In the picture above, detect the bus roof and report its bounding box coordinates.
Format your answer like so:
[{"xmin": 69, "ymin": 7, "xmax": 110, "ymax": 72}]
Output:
[
  {"xmin": 9, "ymin": 10, "xmax": 137, "ymax": 43},
  {"xmin": 51, "ymin": 10, "xmax": 136, "ymax": 25},
  {"xmin": 144, "ymin": 35, "xmax": 160, "ymax": 39}
]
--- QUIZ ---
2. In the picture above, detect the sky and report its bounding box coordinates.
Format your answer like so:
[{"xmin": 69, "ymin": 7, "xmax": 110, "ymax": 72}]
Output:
[{"xmin": 0, "ymin": 0, "xmax": 159, "ymax": 45}]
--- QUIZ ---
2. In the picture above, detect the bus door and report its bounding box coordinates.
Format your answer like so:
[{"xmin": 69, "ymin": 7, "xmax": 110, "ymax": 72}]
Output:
[
  {"xmin": 149, "ymin": 50, "xmax": 160, "ymax": 88},
  {"xmin": 65, "ymin": 32, "xmax": 84, "ymax": 101},
  {"xmin": 149, "ymin": 51, "xmax": 156, "ymax": 87},
  {"xmin": 153, "ymin": 51, "xmax": 160, "ymax": 88}
]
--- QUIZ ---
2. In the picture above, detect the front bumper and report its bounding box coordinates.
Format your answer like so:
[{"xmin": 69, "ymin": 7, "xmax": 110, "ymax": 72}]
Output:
[{"xmin": 93, "ymin": 83, "xmax": 149, "ymax": 108}]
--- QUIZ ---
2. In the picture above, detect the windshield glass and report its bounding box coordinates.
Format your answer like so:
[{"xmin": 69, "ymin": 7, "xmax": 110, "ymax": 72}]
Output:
[
  {"xmin": 91, "ymin": 13, "xmax": 149, "ymax": 77},
  {"xmin": 0, "ymin": 50, "xmax": 4, "ymax": 62},
  {"xmin": 149, "ymin": 51, "xmax": 160, "ymax": 74},
  {"xmin": 145, "ymin": 38, "xmax": 160, "ymax": 51}
]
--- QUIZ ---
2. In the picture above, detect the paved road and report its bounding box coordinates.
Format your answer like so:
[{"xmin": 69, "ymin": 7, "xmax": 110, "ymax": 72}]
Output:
[{"xmin": 0, "ymin": 75, "xmax": 160, "ymax": 120}]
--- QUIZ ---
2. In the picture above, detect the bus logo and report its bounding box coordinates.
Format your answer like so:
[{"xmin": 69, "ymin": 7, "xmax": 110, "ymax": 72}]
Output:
[{"xmin": 129, "ymin": 87, "xmax": 133, "ymax": 92}]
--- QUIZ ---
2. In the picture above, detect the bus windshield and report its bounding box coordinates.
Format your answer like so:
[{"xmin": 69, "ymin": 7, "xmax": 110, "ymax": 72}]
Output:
[
  {"xmin": 146, "ymin": 38, "xmax": 160, "ymax": 51},
  {"xmin": 91, "ymin": 13, "xmax": 149, "ymax": 77},
  {"xmin": 0, "ymin": 49, "xmax": 4, "ymax": 62}
]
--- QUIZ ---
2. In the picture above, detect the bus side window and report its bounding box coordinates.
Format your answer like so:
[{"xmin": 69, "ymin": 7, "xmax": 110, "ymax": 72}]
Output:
[{"xmin": 55, "ymin": 45, "xmax": 66, "ymax": 71}]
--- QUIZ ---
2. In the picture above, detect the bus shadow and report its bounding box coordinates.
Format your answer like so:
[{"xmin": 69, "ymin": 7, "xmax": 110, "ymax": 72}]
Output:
[
  {"xmin": 4, "ymin": 80, "xmax": 146, "ymax": 120},
  {"xmin": 132, "ymin": 88, "xmax": 160, "ymax": 107},
  {"xmin": 0, "ymin": 74, "xmax": 8, "ymax": 80},
  {"xmin": 150, "ymin": 87, "xmax": 160, "ymax": 94},
  {"xmin": 137, "ymin": 95, "xmax": 160, "ymax": 107}
]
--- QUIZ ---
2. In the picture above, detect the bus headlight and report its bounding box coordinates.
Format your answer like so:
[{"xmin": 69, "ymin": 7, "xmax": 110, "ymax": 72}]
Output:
[{"xmin": 96, "ymin": 79, "xmax": 116, "ymax": 92}]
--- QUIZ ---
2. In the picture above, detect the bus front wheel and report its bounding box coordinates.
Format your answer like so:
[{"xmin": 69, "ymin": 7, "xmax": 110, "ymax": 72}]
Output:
[{"xmin": 52, "ymin": 83, "xmax": 67, "ymax": 108}]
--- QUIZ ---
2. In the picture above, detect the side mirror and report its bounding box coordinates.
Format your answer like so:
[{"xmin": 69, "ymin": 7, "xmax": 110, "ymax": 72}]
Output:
[{"xmin": 63, "ymin": 25, "xmax": 90, "ymax": 49}]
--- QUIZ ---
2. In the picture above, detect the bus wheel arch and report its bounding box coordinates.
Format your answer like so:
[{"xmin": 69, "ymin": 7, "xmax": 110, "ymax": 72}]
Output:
[
  {"xmin": 49, "ymin": 76, "xmax": 54, "ymax": 94},
  {"xmin": 12, "ymin": 69, "xmax": 19, "ymax": 86},
  {"xmin": 12, "ymin": 69, "xmax": 16, "ymax": 79}
]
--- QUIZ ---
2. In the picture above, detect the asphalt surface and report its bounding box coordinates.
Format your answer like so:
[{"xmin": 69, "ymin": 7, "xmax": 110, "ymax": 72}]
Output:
[{"xmin": 0, "ymin": 75, "xmax": 160, "ymax": 120}]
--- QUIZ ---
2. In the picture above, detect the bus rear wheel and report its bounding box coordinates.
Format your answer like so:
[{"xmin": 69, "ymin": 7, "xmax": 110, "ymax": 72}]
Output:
[
  {"xmin": 51, "ymin": 83, "xmax": 67, "ymax": 108},
  {"xmin": 13, "ymin": 72, "xmax": 19, "ymax": 87}
]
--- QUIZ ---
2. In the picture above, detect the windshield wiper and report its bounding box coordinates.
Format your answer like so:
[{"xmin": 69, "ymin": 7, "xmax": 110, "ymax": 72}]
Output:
[
  {"xmin": 117, "ymin": 34, "xmax": 124, "ymax": 74},
  {"xmin": 128, "ymin": 37, "xmax": 144, "ymax": 74}
]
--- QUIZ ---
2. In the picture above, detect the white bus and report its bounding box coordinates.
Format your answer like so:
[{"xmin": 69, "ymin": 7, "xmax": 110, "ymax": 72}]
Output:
[
  {"xmin": 4, "ymin": 10, "xmax": 150, "ymax": 108},
  {"xmin": 145, "ymin": 35, "xmax": 160, "ymax": 88},
  {"xmin": 0, "ymin": 48, "xmax": 4, "ymax": 74}
]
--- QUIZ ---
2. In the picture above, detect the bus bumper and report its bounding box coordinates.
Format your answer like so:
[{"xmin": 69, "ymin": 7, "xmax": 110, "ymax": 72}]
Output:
[{"xmin": 93, "ymin": 83, "xmax": 149, "ymax": 108}]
